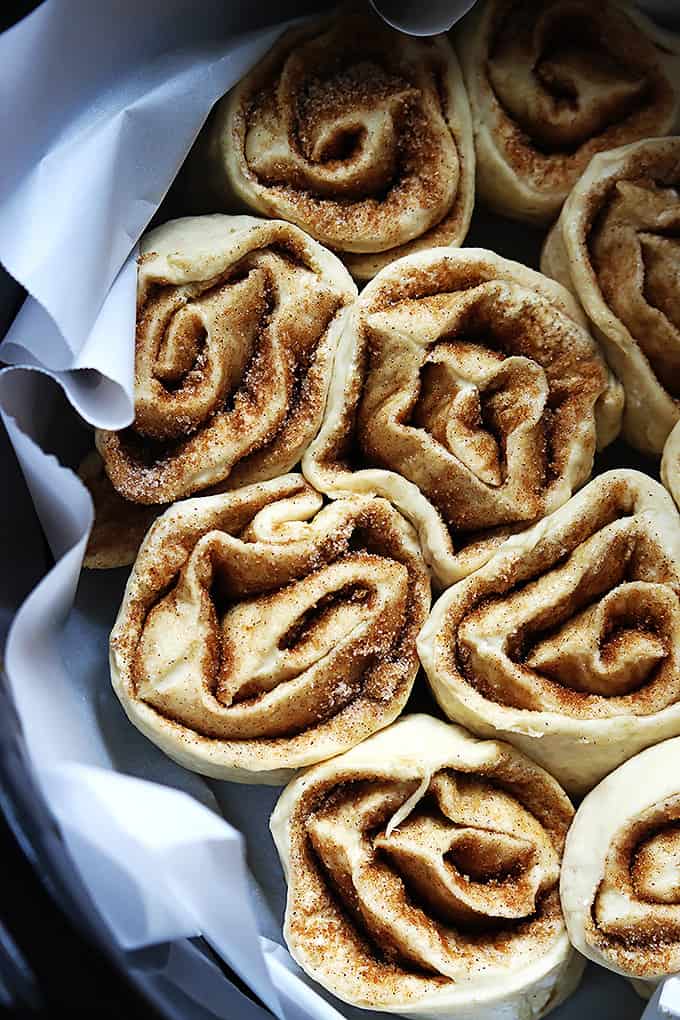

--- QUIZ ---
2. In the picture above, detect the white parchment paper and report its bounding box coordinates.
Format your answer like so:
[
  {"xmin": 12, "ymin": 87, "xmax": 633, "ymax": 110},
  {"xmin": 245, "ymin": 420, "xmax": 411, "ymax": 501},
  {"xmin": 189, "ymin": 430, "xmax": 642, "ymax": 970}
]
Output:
[{"xmin": 1, "ymin": 1, "xmax": 678, "ymax": 1018}]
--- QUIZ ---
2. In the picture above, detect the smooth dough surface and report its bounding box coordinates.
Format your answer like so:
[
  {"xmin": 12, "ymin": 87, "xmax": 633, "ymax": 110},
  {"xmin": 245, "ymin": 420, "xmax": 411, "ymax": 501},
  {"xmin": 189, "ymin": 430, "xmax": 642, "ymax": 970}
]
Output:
[
  {"xmin": 418, "ymin": 470, "xmax": 680, "ymax": 794},
  {"xmin": 455, "ymin": 0, "xmax": 680, "ymax": 224},
  {"xmin": 110, "ymin": 474, "xmax": 430, "ymax": 783},
  {"xmin": 304, "ymin": 245, "xmax": 622, "ymax": 588},
  {"xmin": 561, "ymin": 736, "xmax": 680, "ymax": 995}
]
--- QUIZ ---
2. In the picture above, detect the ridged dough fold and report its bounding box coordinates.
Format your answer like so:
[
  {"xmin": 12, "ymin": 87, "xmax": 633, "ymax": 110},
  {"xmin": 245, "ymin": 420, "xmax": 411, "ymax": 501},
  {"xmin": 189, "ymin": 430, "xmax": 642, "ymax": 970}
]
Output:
[
  {"xmin": 542, "ymin": 137, "xmax": 680, "ymax": 455},
  {"xmin": 85, "ymin": 214, "xmax": 356, "ymax": 567},
  {"xmin": 193, "ymin": 11, "xmax": 475, "ymax": 279},
  {"xmin": 271, "ymin": 714, "xmax": 583, "ymax": 1020},
  {"xmin": 110, "ymin": 474, "xmax": 430, "ymax": 783},
  {"xmin": 304, "ymin": 246, "xmax": 622, "ymax": 587},
  {"xmin": 455, "ymin": 0, "xmax": 680, "ymax": 224},
  {"xmin": 418, "ymin": 470, "xmax": 680, "ymax": 794},
  {"xmin": 561, "ymin": 737, "xmax": 680, "ymax": 996}
]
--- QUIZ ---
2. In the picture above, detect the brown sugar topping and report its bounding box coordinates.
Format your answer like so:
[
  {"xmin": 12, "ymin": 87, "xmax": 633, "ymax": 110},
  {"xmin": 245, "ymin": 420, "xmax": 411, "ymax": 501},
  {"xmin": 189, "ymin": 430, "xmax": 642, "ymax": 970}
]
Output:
[
  {"xmin": 587, "ymin": 168, "xmax": 680, "ymax": 398},
  {"xmin": 483, "ymin": 0, "xmax": 677, "ymax": 193},
  {"xmin": 96, "ymin": 224, "xmax": 354, "ymax": 509},
  {"xmin": 306, "ymin": 247, "xmax": 618, "ymax": 580},
  {"xmin": 357, "ymin": 278, "xmax": 606, "ymax": 533},
  {"xmin": 281, "ymin": 740, "xmax": 572, "ymax": 1005},
  {"xmin": 79, "ymin": 451, "xmax": 165, "ymax": 569},
  {"xmin": 111, "ymin": 476, "xmax": 430, "ymax": 773},
  {"xmin": 219, "ymin": 10, "xmax": 474, "ymax": 273},
  {"xmin": 241, "ymin": 16, "xmax": 458, "ymax": 249},
  {"xmin": 590, "ymin": 795, "xmax": 680, "ymax": 976},
  {"xmin": 434, "ymin": 471, "xmax": 680, "ymax": 721}
]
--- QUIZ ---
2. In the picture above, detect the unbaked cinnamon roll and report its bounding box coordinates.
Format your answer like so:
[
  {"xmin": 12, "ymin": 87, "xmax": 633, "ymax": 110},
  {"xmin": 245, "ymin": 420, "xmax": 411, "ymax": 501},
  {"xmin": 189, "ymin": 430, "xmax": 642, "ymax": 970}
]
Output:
[
  {"xmin": 662, "ymin": 419, "xmax": 680, "ymax": 510},
  {"xmin": 455, "ymin": 0, "xmax": 680, "ymax": 225},
  {"xmin": 418, "ymin": 470, "xmax": 680, "ymax": 795},
  {"xmin": 80, "ymin": 452, "xmax": 165, "ymax": 569},
  {"xmin": 304, "ymin": 247, "xmax": 622, "ymax": 587},
  {"xmin": 197, "ymin": 10, "xmax": 474, "ymax": 279},
  {"xmin": 561, "ymin": 736, "xmax": 680, "ymax": 996},
  {"xmin": 271, "ymin": 714, "xmax": 583, "ymax": 1020},
  {"xmin": 89, "ymin": 214, "xmax": 356, "ymax": 566},
  {"xmin": 543, "ymin": 137, "xmax": 680, "ymax": 455},
  {"xmin": 110, "ymin": 474, "xmax": 429, "ymax": 783}
]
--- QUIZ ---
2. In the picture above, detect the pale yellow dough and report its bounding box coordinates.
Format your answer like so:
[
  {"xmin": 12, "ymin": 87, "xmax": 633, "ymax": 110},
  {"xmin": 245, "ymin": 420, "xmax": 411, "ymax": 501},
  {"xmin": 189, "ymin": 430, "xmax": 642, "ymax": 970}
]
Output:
[
  {"xmin": 542, "ymin": 137, "xmax": 680, "ymax": 455},
  {"xmin": 110, "ymin": 474, "xmax": 430, "ymax": 784},
  {"xmin": 194, "ymin": 11, "xmax": 475, "ymax": 280},
  {"xmin": 271, "ymin": 714, "xmax": 584, "ymax": 1020},
  {"xmin": 662, "ymin": 419, "xmax": 680, "ymax": 510},
  {"xmin": 561, "ymin": 737, "xmax": 680, "ymax": 995},
  {"xmin": 304, "ymin": 246, "xmax": 622, "ymax": 588},
  {"xmin": 418, "ymin": 470, "xmax": 680, "ymax": 795}
]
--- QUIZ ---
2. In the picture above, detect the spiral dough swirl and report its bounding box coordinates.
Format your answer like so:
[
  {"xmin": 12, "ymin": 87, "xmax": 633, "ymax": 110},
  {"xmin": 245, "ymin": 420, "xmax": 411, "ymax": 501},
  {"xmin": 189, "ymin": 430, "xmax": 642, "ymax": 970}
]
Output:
[
  {"xmin": 199, "ymin": 11, "xmax": 475, "ymax": 279},
  {"xmin": 561, "ymin": 737, "xmax": 680, "ymax": 992},
  {"xmin": 418, "ymin": 470, "xmax": 680, "ymax": 794},
  {"xmin": 455, "ymin": 0, "xmax": 680, "ymax": 224},
  {"xmin": 110, "ymin": 474, "xmax": 430, "ymax": 783},
  {"xmin": 271, "ymin": 715, "xmax": 582, "ymax": 1020},
  {"xmin": 304, "ymin": 247, "xmax": 622, "ymax": 587},
  {"xmin": 543, "ymin": 137, "xmax": 680, "ymax": 455},
  {"xmin": 95, "ymin": 214, "xmax": 356, "ymax": 508}
]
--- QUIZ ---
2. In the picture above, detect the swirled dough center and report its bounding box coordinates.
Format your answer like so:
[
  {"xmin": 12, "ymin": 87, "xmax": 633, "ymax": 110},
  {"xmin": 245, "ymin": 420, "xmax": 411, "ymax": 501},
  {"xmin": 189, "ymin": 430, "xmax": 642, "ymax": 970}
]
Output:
[
  {"xmin": 127, "ymin": 494, "xmax": 425, "ymax": 746},
  {"xmin": 98, "ymin": 218, "xmax": 357, "ymax": 507},
  {"xmin": 357, "ymin": 280, "xmax": 607, "ymax": 530},
  {"xmin": 456, "ymin": 516, "xmax": 680, "ymax": 718},
  {"xmin": 239, "ymin": 16, "xmax": 462, "ymax": 254},
  {"xmin": 633, "ymin": 826, "xmax": 680, "ymax": 904},
  {"xmin": 594, "ymin": 798, "xmax": 680, "ymax": 952},
  {"xmin": 488, "ymin": 2, "xmax": 652, "ymax": 153},
  {"xmin": 306, "ymin": 770, "xmax": 561, "ymax": 981}
]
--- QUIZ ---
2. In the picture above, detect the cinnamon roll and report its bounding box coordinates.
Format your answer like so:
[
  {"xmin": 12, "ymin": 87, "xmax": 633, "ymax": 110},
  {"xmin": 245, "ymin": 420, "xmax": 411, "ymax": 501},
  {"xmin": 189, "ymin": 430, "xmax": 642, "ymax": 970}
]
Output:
[
  {"xmin": 92, "ymin": 215, "xmax": 356, "ymax": 567},
  {"xmin": 561, "ymin": 736, "xmax": 680, "ymax": 996},
  {"xmin": 197, "ymin": 11, "xmax": 474, "ymax": 280},
  {"xmin": 662, "ymin": 419, "xmax": 680, "ymax": 510},
  {"xmin": 543, "ymin": 137, "xmax": 680, "ymax": 455},
  {"xmin": 304, "ymin": 247, "xmax": 623, "ymax": 588},
  {"xmin": 80, "ymin": 452, "xmax": 165, "ymax": 570},
  {"xmin": 270, "ymin": 714, "xmax": 583, "ymax": 1020},
  {"xmin": 418, "ymin": 470, "xmax": 680, "ymax": 795},
  {"xmin": 455, "ymin": 0, "xmax": 680, "ymax": 224},
  {"xmin": 110, "ymin": 474, "xmax": 430, "ymax": 783}
]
